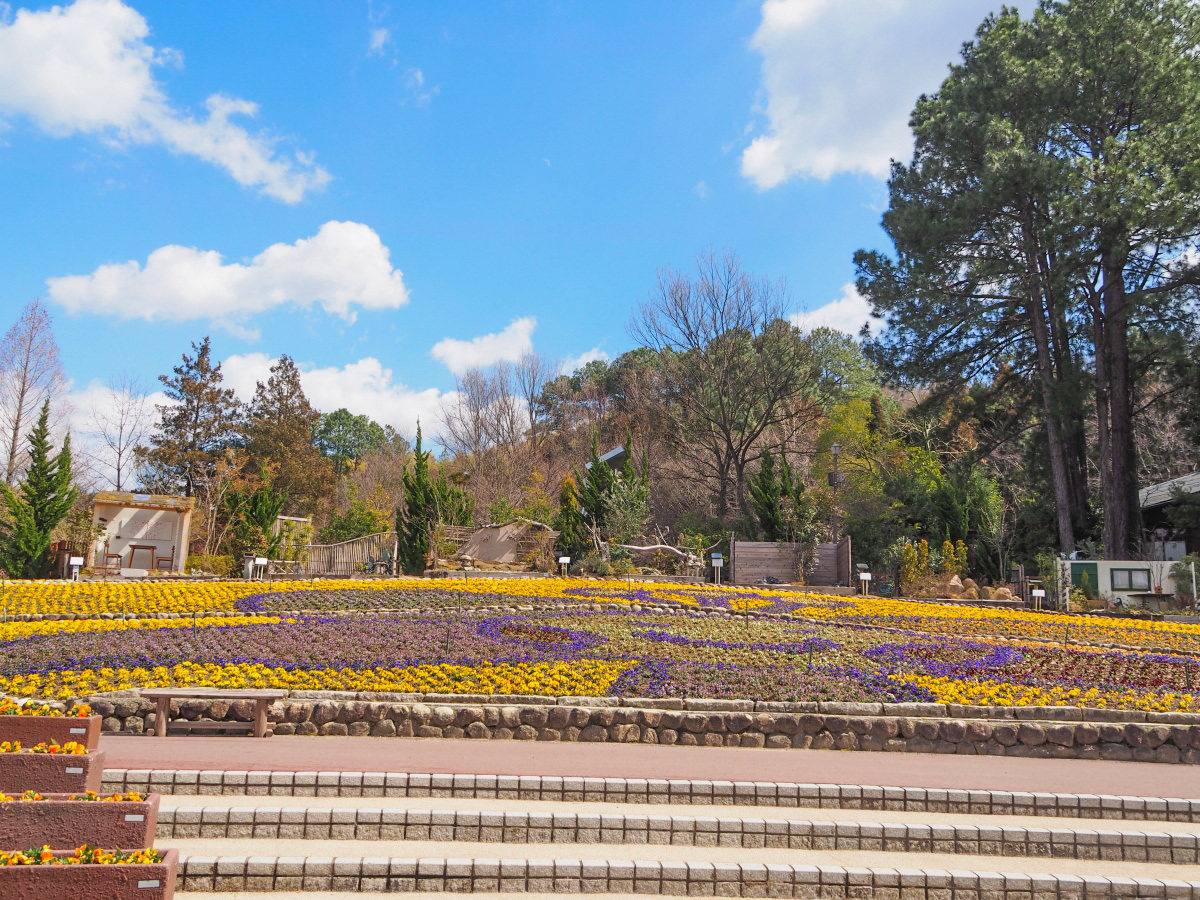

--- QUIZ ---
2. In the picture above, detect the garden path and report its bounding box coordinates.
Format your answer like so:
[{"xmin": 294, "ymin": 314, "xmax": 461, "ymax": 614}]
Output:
[{"xmin": 101, "ymin": 734, "xmax": 1200, "ymax": 798}]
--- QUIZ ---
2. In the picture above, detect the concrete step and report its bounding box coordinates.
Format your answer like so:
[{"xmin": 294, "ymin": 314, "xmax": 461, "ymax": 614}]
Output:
[
  {"xmin": 138, "ymin": 770, "xmax": 1200, "ymax": 895},
  {"xmin": 105, "ymin": 768, "xmax": 1200, "ymax": 822},
  {"xmin": 168, "ymin": 843, "xmax": 1200, "ymax": 895},
  {"xmin": 155, "ymin": 803, "xmax": 1200, "ymax": 865},
  {"xmin": 156, "ymin": 793, "xmax": 1200, "ymax": 834}
]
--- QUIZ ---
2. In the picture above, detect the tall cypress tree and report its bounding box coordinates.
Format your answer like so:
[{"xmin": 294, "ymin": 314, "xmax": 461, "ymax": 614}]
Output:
[
  {"xmin": 397, "ymin": 423, "xmax": 435, "ymax": 574},
  {"xmin": 0, "ymin": 400, "xmax": 77, "ymax": 577}
]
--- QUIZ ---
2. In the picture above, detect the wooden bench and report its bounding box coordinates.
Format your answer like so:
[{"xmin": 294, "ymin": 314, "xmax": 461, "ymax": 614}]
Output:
[{"xmin": 140, "ymin": 688, "xmax": 287, "ymax": 738}]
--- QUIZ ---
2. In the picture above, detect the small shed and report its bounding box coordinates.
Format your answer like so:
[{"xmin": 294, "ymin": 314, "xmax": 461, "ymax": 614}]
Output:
[{"xmin": 91, "ymin": 492, "xmax": 195, "ymax": 574}]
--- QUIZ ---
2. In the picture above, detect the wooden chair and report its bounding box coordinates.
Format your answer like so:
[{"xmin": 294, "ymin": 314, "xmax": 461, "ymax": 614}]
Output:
[
  {"xmin": 101, "ymin": 543, "xmax": 123, "ymax": 574},
  {"xmin": 155, "ymin": 545, "xmax": 176, "ymax": 572}
]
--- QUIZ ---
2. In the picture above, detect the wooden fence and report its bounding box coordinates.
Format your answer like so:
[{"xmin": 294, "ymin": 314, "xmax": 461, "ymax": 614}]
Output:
[
  {"xmin": 730, "ymin": 536, "xmax": 852, "ymax": 586},
  {"xmin": 270, "ymin": 531, "xmax": 399, "ymax": 577}
]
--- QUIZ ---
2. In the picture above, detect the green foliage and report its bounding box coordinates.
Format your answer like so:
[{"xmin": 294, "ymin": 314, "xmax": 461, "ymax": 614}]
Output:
[
  {"xmin": 319, "ymin": 498, "xmax": 390, "ymax": 544},
  {"xmin": 315, "ymin": 408, "xmax": 388, "ymax": 475},
  {"xmin": 575, "ymin": 434, "xmax": 615, "ymax": 535},
  {"xmin": 224, "ymin": 477, "xmax": 288, "ymax": 561},
  {"xmin": 0, "ymin": 401, "xmax": 77, "ymax": 578},
  {"xmin": 552, "ymin": 473, "xmax": 588, "ymax": 560},
  {"xmin": 184, "ymin": 553, "xmax": 237, "ymax": 576},
  {"xmin": 748, "ymin": 448, "xmax": 823, "ymax": 577},
  {"xmin": 397, "ymin": 423, "xmax": 434, "ymax": 575},
  {"xmin": 602, "ymin": 472, "xmax": 651, "ymax": 547},
  {"xmin": 145, "ymin": 337, "xmax": 242, "ymax": 498},
  {"xmin": 1173, "ymin": 555, "xmax": 1199, "ymax": 603}
]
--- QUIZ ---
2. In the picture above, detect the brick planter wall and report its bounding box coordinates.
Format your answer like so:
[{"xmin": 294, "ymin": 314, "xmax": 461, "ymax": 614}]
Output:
[
  {"xmin": 0, "ymin": 749, "xmax": 104, "ymax": 794},
  {"xmin": 0, "ymin": 715, "xmax": 101, "ymax": 750},
  {"xmin": 0, "ymin": 792, "xmax": 158, "ymax": 848},
  {"xmin": 0, "ymin": 847, "xmax": 176, "ymax": 900}
]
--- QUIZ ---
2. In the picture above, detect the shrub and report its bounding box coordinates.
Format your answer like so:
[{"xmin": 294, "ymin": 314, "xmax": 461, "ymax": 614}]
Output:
[{"xmin": 185, "ymin": 554, "xmax": 236, "ymax": 576}]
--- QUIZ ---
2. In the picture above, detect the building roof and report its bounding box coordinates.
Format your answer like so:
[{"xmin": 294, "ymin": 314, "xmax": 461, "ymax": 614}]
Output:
[
  {"xmin": 93, "ymin": 491, "xmax": 196, "ymax": 512},
  {"xmin": 1139, "ymin": 471, "xmax": 1200, "ymax": 510}
]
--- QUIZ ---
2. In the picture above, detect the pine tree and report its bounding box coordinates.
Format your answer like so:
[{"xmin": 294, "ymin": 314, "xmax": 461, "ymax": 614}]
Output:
[
  {"xmin": 146, "ymin": 337, "xmax": 242, "ymax": 497},
  {"xmin": 245, "ymin": 355, "xmax": 332, "ymax": 515},
  {"xmin": 397, "ymin": 423, "xmax": 435, "ymax": 574},
  {"xmin": 0, "ymin": 401, "xmax": 77, "ymax": 577}
]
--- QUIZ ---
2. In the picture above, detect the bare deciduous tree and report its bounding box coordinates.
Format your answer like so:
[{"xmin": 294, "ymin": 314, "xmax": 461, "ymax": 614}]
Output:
[
  {"xmin": 630, "ymin": 249, "xmax": 819, "ymax": 519},
  {"xmin": 0, "ymin": 300, "xmax": 67, "ymax": 486},
  {"xmin": 87, "ymin": 372, "xmax": 153, "ymax": 491},
  {"xmin": 438, "ymin": 353, "xmax": 557, "ymax": 518}
]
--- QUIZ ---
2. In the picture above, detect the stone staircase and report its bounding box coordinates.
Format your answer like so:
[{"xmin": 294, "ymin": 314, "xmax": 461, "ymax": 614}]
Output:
[{"xmin": 101, "ymin": 768, "xmax": 1200, "ymax": 897}]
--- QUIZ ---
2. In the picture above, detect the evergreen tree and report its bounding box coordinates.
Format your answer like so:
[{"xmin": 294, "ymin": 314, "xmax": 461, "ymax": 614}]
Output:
[
  {"xmin": 245, "ymin": 355, "xmax": 332, "ymax": 515},
  {"xmin": 553, "ymin": 472, "xmax": 587, "ymax": 560},
  {"xmin": 145, "ymin": 337, "xmax": 242, "ymax": 497},
  {"xmin": 0, "ymin": 401, "xmax": 76, "ymax": 577},
  {"xmin": 397, "ymin": 423, "xmax": 435, "ymax": 574},
  {"xmin": 575, "ymin": 433, "xmax": 615, "ymax": 535},
  {"xmin": 749, "ymin": 449, "xmax": 787, "ymax": 541}
]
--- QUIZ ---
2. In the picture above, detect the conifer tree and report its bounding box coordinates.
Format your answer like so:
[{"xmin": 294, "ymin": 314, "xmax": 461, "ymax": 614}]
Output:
[
  {"xmin": 0, "ymin": 401, "xmax": 76, "ymax": 577},
  {"xmin": 397, "ymin": 423, "xmax": 435, "ymax": 574}
]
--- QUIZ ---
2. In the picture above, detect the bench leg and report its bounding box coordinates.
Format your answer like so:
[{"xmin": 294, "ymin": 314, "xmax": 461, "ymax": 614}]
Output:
[
  {"xmin": 254, "ymin": 699, "xmax": 268, "ymax": 738},
  {"xmin": 155, "ymin": 697, "xmax": 169, "ymax": 737}
]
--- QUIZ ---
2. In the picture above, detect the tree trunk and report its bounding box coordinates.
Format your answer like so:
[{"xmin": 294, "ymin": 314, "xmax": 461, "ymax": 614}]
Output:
[
  {"xmin": 1023, "ymin": 226, "xmax": 1076, "ymax": 553},
  {"xmin": 1101, "ymin": 253, "xmax": 1141, "ymax": 557}
]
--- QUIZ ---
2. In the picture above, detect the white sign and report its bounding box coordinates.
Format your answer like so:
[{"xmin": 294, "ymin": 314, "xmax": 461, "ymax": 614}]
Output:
[
  {"xmin": 254, "ymin": 557, "xmax": 269, "ymax": 567},
  {"xmin": 1031, "ymin": 589, "xmax": 1046, "ymax": 598},
  {"xmin": 859, "ymin": 573, "xmax": 872, "ymax": 581},
  {"xmin": 711, "ymin": 558, "xmax": 724, "ymax": 568},
  {"xmin": 68, "ymin": 557, "xmax": 84, "ymax": 566},
  {"xmin": 558, "ymin": 556, "xmax": 571, "ymax": 564}
]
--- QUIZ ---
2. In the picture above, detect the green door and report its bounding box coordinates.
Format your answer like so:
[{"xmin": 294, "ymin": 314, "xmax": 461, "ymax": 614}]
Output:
[{"xmin": 1071, "ymin": 562, "xmax": 1099, "ymax": 600}]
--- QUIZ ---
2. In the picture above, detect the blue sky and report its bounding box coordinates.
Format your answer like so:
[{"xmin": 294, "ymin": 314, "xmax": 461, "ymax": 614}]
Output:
[{"xmin": 0, "ymin": 0, "xmax": 1013, "ymax": 445}]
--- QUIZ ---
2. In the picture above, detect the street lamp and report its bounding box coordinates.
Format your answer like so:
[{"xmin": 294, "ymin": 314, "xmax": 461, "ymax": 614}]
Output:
[{"xmin": 827, "ymin": 443, "xmax": 843, "ymax": 543}]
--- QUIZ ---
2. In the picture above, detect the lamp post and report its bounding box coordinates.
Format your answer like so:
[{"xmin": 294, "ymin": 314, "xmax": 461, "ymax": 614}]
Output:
[{"xmin": 827, "ymin": 443, "xmax": 842, "ymax": 543}]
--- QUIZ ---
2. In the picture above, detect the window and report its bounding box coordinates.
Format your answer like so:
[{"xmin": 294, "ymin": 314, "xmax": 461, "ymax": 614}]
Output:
[{"xmin": 1111, "ymin": 569, "xmax": 1150, "ymax": 591}]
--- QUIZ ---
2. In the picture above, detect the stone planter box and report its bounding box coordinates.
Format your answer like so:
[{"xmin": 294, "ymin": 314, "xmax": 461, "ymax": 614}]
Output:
[
  {"xmin": 0, "ymin": 749, "xmax": 104, "ymax": 794},
  {"xmin": 0, "ymin": 792, "xmax": 159, "ymax": 848},
  {"xmin": 0, "ymin": 715, "xmax": 102, "ymax": 750},
  {"xmin": 0, "ymin": 847, "xmax": 177, "ymax": 900}
]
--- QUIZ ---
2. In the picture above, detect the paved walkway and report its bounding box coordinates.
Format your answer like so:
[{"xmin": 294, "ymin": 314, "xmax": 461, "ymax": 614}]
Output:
[{"xmin": 100, "ymin": 735, "xmax": 1200, "ymax": 798}]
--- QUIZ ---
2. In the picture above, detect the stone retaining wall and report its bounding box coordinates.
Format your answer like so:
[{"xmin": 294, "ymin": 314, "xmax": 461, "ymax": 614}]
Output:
[{"xmin": 82, "ymin": 693, "xmax": 1200, "ymax": 764}]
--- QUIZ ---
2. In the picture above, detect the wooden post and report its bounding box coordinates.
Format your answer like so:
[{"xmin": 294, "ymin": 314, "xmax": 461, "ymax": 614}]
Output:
[
  {"xmin": 155, "ymin": 697, "xmax": 169, "ymax": 737},
  {"xmin": 254, "ymin": 699, "xmax": 269, "ymax": 738}
]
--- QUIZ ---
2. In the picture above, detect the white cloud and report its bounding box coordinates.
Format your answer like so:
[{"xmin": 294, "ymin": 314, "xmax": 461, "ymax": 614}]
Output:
[
  {"xmin": 67, "ymin": 377, "xmax": 166, "ymax": 490},
  {"xmin": 694, "ymin": 180, "xmax": 710, "ymax": 199},
  {"xmin": 790, "ymin": 283, "xmax": 882, "ymax": 336},
  {"xmin": 0, "ymin": 0, "xmax": 329, "ymax": 202},
  {"xmin": 560, "ymin": 347, "xmax": 609, "ymax": 375},
  {"xmin": 221, "ymin": 353, "xmax": 449, "ymax": 437},
  {"xmin": 431, "ymin": 317, "xmax": 537, "ymax": 375},
  {"xmin": 46, "ymin": 221, "xmax": 409, "ymax": 337},
  {"xmin": 367, "ymin": 27, "xmax": 391, "ymax": 57},
  {"xmin": 741, "ymin": 0, "xmax": 1015, "ymax": 187},
  {"xmin": 403, "ymin": 67, "xmax": 439, "ymax": 106}
]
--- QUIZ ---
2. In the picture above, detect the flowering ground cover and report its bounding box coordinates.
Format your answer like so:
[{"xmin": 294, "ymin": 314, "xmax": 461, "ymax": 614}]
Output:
[
  {"xmin": 3, "ymin": 579, "xmax": 1200, "ymax": 711},
  {"xmin": 2, "ymin": 583, "xmax": 1200, "ymax": 710}
]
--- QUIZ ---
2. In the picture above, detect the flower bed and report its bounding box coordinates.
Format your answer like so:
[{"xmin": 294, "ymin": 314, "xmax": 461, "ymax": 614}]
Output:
[
  {"xmin": 0, "ymin": 792, "xmax": 158, "ymax": 849},
  {"xmin": 0, "ymin": 746, "xmax": 103, "ymax": 794},
  {"xmin": 0, "ymin": 845, "xmax": 176, "ymax": 900},
  {"xmin": 5, "ymin": 580, "xmax": 1200, "ymax": 714}
]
